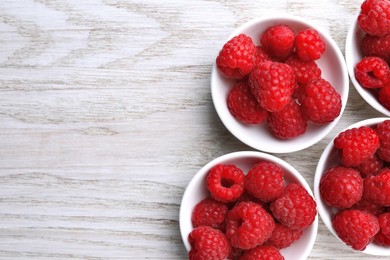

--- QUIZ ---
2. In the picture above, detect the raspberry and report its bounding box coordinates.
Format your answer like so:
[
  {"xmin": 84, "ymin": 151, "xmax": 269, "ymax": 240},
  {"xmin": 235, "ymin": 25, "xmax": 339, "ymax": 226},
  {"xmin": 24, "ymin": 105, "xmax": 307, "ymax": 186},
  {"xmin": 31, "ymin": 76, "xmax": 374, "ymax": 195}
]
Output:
[
  {"xmin": 206, "ymin": 164, "xmax": 245, "ymax": 203},
  {"xmin": 358, "ymin": 0, "xmax": 390, "ymax": 36},
  {"xmin": 260, "ymin": 24, "xmax": 295, "ymax": 60},
  {"xmin": 225, "ymin": 201, "xmax": 275, "ymax": 250},
  {"xmin": 249, "ymin": 61, "xmax": 295, "ymax": 112},
  {"xmin": 300, "ymin": 78, "xmax": 342, "ymax": 124},
  {"xmin": 355, "ymin": 154, "xmax": 384, "ymax": 177},
  {"xmin": 363, "ymin": 168, "xmax": 390, "ymax": 206},
  {"xmin": 188, "ymin": 226, "xmax": 231, "ymax": 260},
  {"xmin": 227, "ymin": 81, "xmax": 268, "ymax": 124},
  {"xmin": 379, "ymin": 85, "xmax": 390, "ymax": 111},
  {"xmin": 270, "ymin": 183, "xmax": 317, "ymax": 230},
  {"xmin": 352, "ymin": 197, "xmax": 385, "ymax": 216},
  {"xmin": 266, "ymin": 223, "xmax": 303, "ymax": 249},
  {"xmin": 240, "ymin": 245, "xmax": 284, "ymax": 260},
  {"xmin": 267, "ymin": 99, "xmax": 307, "ymax": 139},
  {"xmin": 332, "ymin": 209, "xmax": 380, "ymax": 251},
  {"xmin": 216, "ymin": 34, "xmax": 257, "ymax": 79},
  {"xmin": 191, "ymin": 198, "xmax": 228, "ymax": 230},
  {"xmin": 334, "ymin": 126, "xmax": 380, "ymax": 167},
  {"xmin": 375, "ymin": 212, "xmax": 390, "ymax": 246},
  {"xmin": 320, "ymin": 166, "xmax": 363, "ymax": 208},
  {"xmin": 244, "ymin": 161, "xmax": 285, "ymax": 203},
  {"xmin": 254, "ymin": 46, "xmax": 271, "ymax": 64},
  {"xmin": 362, "ymin": 34, "xmax": 390, "ymax": 63},
  {"xmin": 285, "ymin": 55, "xmax": 322, "ymax": 85},
  {"xmin": 377, "ymin": 119, "xmax": 390, "ymax": 162},
  {"xmin": 295, "ymin": 29, "xmax": 326, "ymax": 61},
  {"xmin": 355, "ymin": 56, "xmax": 390, "ymax": 89}
]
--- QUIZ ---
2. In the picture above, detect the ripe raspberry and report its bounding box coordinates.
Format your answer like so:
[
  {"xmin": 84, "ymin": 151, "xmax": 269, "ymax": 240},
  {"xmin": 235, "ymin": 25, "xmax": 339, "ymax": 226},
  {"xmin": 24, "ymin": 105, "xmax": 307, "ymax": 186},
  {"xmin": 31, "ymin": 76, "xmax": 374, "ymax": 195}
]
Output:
[
  {"xmin": 300, "ymin": 78, "xmax": 342, "ymax": 124},
  {"xmin": 332, "ymin": 209, "xmax": 380, "ymax": 251},
  {"xmin": 249, "ymin": 61, "xmax": 295, "ymax": 112},
  {"xmin": 362, "ymin": 34, "xmax": 390, "ymax": 63},
  {"xmin": 260, "ymin": 24, "xmax": 295, "ymax": 60},
  {"xmin": 295, "ymin": 29, "xmax": 326, "ymax": 61},
  {"xmin": 266, "ymin": 223, "xmax": 303, "ymax": 249},
  {"xmin": 254, "ymin": 46, "xmax": 271, "ymax": 64},
  {"xmin": 363, "ymin": 168, "xmax": 390, "ymax": 206},
  {"xmin": 358, "ymin": 0, "xmax": 390, "ymax": 36},
  {"xmin": 191, "ymin": 198, "xmax": 228, "ymax": 230},
  {"xmin": 206, "ymin": 164, "xmax": 245, "ymax": 203},
  {"xmin": 355, "ymin": 56, "xmax": 390, "ymax": 89},
  {"xmin": 225, "ymin": 201, "xmax": 275, "ymax": 250},
  {"xmin": 379, "ymin": 85, "xmax": 390, "ymax": 111},
  {"xmin": 355, "ymin": 154, "xmax": 384, "ymax": 177},
  {"xmin": 188, "ymin": 226, "xmax": 231, "ymax": 260},
  {"xmin": 375, "ymin": 212, "xmax": 390, "ymax": 246},
  {"xmin": 377, "ymin": 119, "xmax": 390, "ymax": 162},
  {"xmin": 244, "ymin": 161, "xmax": 285, "ymax": 203},
  {"xmin": 320, "ymin": 166, "xmax": 363, "ymax": 208},
  {"xmin": 227, "ymin": 81, "xmax": 268, "ymax": 124},
  {"xmin": 334, "ymin": 126, "xmax": 380, "ymax": 167},
  {"xmin": 267, "ymin": 99, "xmax": 307, "ymax": 139},
  {"xmin": 216, "ymin": 34, "xmax": 256, "ymax": 79},
  {"xmin": 240, "ymin": 245, "xmax": 284, "ymax": 260},
  {"xmin": 270, "ymin": 183, "xmax": 317, "ymax": 230},
  {"xmin": 285, "ymin": 55, "xmax": 322, "ymax": 85},
  {"xmin": 352, "ymin": 197, "xmax": 385, "ymax": 216}
]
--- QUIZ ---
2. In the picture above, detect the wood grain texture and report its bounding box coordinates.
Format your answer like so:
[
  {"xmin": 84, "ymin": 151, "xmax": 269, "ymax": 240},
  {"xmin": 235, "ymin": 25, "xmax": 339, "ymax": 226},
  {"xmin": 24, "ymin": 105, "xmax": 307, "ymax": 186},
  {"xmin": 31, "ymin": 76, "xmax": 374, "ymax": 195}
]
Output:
[{"xmin": 0, "ymin": 0, "xmax": 388, "ymax": 259}]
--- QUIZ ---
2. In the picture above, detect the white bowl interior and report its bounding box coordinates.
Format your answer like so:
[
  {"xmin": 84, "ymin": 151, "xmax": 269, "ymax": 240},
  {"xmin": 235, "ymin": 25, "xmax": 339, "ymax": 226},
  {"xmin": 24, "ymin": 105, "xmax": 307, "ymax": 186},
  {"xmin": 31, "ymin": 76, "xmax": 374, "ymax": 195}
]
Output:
[
  {"xmin": 314, "ymin": 117, "xmax": 390, "ymax": 256},
  {"xmin": 180, "ymin": 151, "xmax": 318, "ymax": 260},
  {"xmin": 211, "ymin": 15, "xmax": 349, "ymax": 153}
]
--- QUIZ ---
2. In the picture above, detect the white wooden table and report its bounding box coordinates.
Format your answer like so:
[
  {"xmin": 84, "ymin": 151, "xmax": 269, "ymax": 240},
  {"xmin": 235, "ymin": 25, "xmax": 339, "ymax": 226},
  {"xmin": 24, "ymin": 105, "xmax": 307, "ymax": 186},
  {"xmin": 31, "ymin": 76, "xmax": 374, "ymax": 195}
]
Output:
[{"xmin": 0, "ymin": 0, "xmax": 388, "ymax": 259}]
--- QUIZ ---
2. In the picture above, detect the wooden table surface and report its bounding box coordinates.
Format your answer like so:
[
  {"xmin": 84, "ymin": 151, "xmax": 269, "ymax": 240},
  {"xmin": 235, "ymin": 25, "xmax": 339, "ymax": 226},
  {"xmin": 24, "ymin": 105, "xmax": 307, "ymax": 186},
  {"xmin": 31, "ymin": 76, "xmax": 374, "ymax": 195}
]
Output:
[{"xmin": 0, "ymin": 0, "xmax": 388, "ymax": 259}]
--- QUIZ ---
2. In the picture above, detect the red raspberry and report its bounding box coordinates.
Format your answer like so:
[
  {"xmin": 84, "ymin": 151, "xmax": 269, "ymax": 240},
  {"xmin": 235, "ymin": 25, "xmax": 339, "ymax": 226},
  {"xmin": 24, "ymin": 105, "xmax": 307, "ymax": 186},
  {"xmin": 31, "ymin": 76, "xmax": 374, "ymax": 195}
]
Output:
[
  {"xmin": 379, "ymin": 85, "xmax": 390, "ymax": 111},
  {"xmin": 285, "ymin": 55, "xmax": 322, "ymax": 85},
  {"xmin": 225, "ymin": 201, "xmax": 275, "ymax": 250},
  {"xmin": 358, "ymin": 0, "xmax": 390, "ymax": 36},
  {"xmin": 270, "ymin": 183, "xmax": 317, "ymax": 230},
  {"xmin": 300, "ymin": 78, "xmax": 342, "ymax": 124},
  {"xmin": 191, "ymin": 198, "xmax": 228, "ymax": 230},
  {"xmin": 352, "ymin": 197, "xmax": 386, "ymax": 216},
  {"xmin": 362, "ymin": 34, "xmax": 390, "ymax": 63},
  {"xmin": 227, "ymin": 81, "xmax": 268, "ymax": 124},
  {"xmin": 206, "ymin": 164, "xmax": 245, "ymax": 203},
  {"xmin": 254, "ymin": 46, "xmax": 271, "ymax": 64},
  {"xmin": 377, "ymin": 119, "xmax": 390, "ymax": 162},
  {"xmin": 266, "ymin": 223, "xmax": 303, "ymax": 249},
  {"xmin": 260, "ymin": 24, "xmax": 295, "ymax": 60},
  {"xmin": 355, "ymin": 154, "xmax": 384, "ymax": 177},
  {"xmin": 188, "ymin": 226, "xmax": 231, "ymax": 260},
  {"xmin": 240, "ymin": 245, "xmax": 284, "ymax": 260},
  {"xmin": 334, "ymin": 126, "xmax": 380, "ymax": 167},
  {"xmin": 295, "ymin": 29, "xmax": 326, "ymax": 61},
  {"xmin": 363, "ymin": 168, "xmax": 390, "ymax": 206},
  {"xmin": 355, "ymin": 56, "xmax": 390, "ymax": 89},
  {"xmin": 332, "ymin": 209, "xmax": 380, "ymax": 251},
  {"xmin": 216, "ymin": 34, "xmax": 256, "ymax": 79},
  {"xmin": 375, "ymin": 212, "xmax": 390, "ymax": 246},
  {"xmin": 267, "ymin": 99, "xmax": 307, "ymax": 139},
  {"xmin": 320, "ymin": 166, "xmax": 363, "ymax": 208},
  {"xmin": 249, "ymin": 61, "xmax": 295, "ymax": 112},
  {"xmin": 244, "ymin": 161, "xmax": 285, "ymax": 203}
]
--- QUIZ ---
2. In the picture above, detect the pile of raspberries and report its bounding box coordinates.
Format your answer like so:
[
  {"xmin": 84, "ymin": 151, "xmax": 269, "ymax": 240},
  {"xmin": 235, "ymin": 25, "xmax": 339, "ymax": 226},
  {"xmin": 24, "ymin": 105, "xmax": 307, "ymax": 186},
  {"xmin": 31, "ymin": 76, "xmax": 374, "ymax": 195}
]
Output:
[
  {"xmin": 216, "ymin": 23, "xmax": 343, "ymax": 139},
  {"xmin": 320, "ymin": 119, "xmax": 390, "ymax": 251},
  {"xmin": 188, "ymin": 161, "xmax": 317, "ymax": 259},
  {"xmin": 355, "ymin": 0, "xmax": 390, "ymax": 110}
]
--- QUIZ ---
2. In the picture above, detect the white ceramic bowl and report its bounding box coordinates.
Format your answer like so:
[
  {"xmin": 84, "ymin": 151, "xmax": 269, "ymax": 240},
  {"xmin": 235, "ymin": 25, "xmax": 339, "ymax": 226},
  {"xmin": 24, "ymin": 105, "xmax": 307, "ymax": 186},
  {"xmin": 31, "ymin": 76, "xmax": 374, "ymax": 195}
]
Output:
[
  {"xmin": 180, "ymin": 151, "xmax": 318, "ymax": 260},
  {"xmin": 211, "ymin": 14, "xmax": 349, "ymax": 153},
  {"xmin": 345, "ymin": 16, "xmax": 390, "ymax": 117},
  {"xmin": 314, "ymin": 117, "xmax": 390, "ymax": 256}
]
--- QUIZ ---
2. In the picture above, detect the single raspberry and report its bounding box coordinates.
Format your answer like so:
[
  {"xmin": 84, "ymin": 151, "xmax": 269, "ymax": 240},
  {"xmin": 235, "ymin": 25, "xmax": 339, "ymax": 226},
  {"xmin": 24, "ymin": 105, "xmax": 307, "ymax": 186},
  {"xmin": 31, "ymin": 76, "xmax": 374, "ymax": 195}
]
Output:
[
  {"xmin": 352, "ymin": 197, "xmax": 386, "ymax": 216},
  {"xmin": 244, "ymin": 161, "xmax": 285, "ymax": 203},
  {"xmin": 266, "ymin": 223, "xmax": 303, "ymax": 249},
  {"xmin": 260, "ymin": 24, "xmax": 295, "ymax": 60},
  {"xmin": 363, "ymin": 168, "xmax": 390, "ymax": 206},
  {"xmin": 270, "ymin": 183, "xmax": 317, "ymax": 230},
  {"xmin": 375, "ymin": 212, "xmax": 390, "ymax": 246},
  {"xmin": 320, "ymin": 166, "xmax": 363, "ymax": 208},
  {"xmin": 355, "ymin": 154, "xmax": 384, "ymax": 177},
  {"xmin": 334, "ymin": 126, "xmax": 380, "ymax": 167},
  {"xmin": 379, "ymin": 85, "xmax": 390, "ymax": 111},
  {"xmin": 188, "ymin": 226, "xmax": 231, "ymax": 260},
  {"xmin": 285, "ymin": 55, "xmax": 322, "ymax": 85},
  {"xmin": 191, "ymin": 198, "xmax": 228, "ymax": 230},
  {"xmin": 267, "ymin": 99, "xmax": 307, "ymax": 139},
  {"xmin": 295, "ymin": 29, "xmax": 326, "ymax": 61},
  {"xmin": 206, "ymin": 164, "xmax": 245, "ymax": 203},
  {"xmin": 240, "ymin": 245, "xmax": 284, "ymax": 260},
  {"xmin": 249, "ymin": 61, "xmax": 295, "ymax": 112},
  {"xmin": 358, "ymin": 0, "xmax": 390, "ymax": 36},
  {"xmin": 216, "ymin": 34, "xmax": 257, "ymax": 79},
  {"xmin": 332, "ymin": 209, "xmax": 380, "ymax": 251},
  {"xmin": 355, "ymin": 56, "xmax": 390, "ymax": 89},
  {"xmin": 225, "ymin": 201, "xmax": 275, "ymax": 250},
  {"xmin": 362, "ymin": 34, "xmax": 390, "ymax": 63},
  {"xmin": 300, "ymin": 78, "xmax": 342, "ymax": 124},
  {"xmin": 377, "ymin": 119, "xmax": 390, "ymax": 162},
  {"xmin": 254, "ymin": 46, "xmax": 271, "ymax": 64},
  {"xmin": 227, "ymin": 81, "xmax": 268, "ymax": 124}
]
